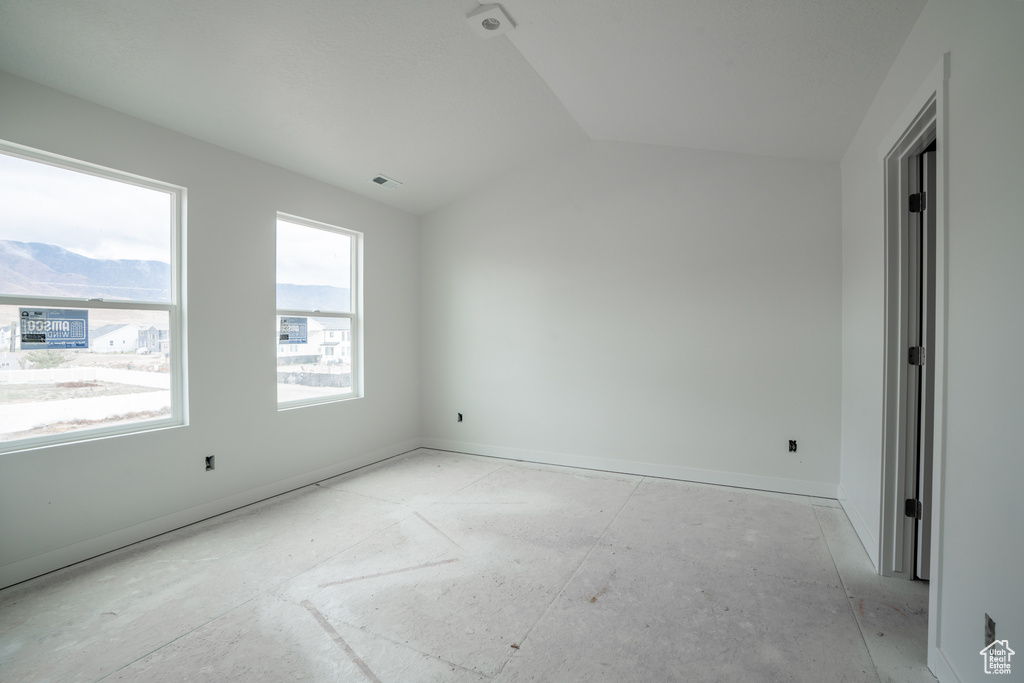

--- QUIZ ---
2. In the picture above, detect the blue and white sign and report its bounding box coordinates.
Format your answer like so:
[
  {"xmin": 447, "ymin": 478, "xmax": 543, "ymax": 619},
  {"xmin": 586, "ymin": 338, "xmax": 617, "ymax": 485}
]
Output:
[
  {"xmin": 20, "ymin": 308, "xmax": 89, "ymax": 349},
  {"xmin": 279, "ymin": 317, "xmax": 308, "ymax": 344}
]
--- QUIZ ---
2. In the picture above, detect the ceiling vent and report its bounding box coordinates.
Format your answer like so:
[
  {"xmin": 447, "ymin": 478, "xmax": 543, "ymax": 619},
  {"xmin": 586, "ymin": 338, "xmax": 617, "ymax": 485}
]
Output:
[
  {"xmin": 466, "ymin": 4, "xmax": 516, "ymax": 38},
  {"xmin": 370, "ymin": 174, "xmax": 402, "ymax": 189}
]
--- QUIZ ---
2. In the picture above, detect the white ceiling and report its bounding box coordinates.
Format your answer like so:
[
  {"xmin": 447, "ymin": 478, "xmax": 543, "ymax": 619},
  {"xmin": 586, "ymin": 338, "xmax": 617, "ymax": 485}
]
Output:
[{"xmin": 0, "ymin": 0, "xmax": 925, "ymax": 215}]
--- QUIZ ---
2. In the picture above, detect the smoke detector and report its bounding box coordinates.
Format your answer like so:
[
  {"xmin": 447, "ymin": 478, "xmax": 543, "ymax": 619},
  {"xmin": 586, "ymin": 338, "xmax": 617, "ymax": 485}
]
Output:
[
  {"xmin": 466, "ymin": 4, "xmax": 516, "ymax": 38},
  {"xmin": 370, "ymin": 174, "xmax": 402, "ymax": 189}
]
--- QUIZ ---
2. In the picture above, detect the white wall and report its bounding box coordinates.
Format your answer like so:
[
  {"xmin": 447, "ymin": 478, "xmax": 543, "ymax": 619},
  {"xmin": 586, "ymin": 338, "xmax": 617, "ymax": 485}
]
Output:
[
  {"xmin": 421, "ymin": 141, "xmax": 842, "ymax": 497},
  {"xmin": 0, "ymin": 71, "xmax": 421, "ymax": 588},
  {"xmin": 840, "ymin": 1, "xmax": 1024, "ymax": 679}
]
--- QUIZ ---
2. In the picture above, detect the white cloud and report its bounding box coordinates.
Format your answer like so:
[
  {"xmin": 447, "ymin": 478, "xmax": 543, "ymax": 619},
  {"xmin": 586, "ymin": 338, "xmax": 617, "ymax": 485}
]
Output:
[
  {"xmin": 0, "ymin": 151, "xmax": 172, "ymax": 262},
  {"xmin": 276, "ymin": 219, "xmax": 351, "ymax": 287}
]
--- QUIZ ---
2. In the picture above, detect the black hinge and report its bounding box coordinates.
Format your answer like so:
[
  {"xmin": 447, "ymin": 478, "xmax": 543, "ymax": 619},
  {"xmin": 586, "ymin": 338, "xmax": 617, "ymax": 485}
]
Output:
[
  {"xmin": 905, "ymin": 498, "xmax": 922, "ymax": 520},
  {"xmin": 909, "ymin": 192, "xmax": 927, "ymax": 213},
  {"xmin": 909, "ymin": 346, "xmax": 926, "ymax": 366}
]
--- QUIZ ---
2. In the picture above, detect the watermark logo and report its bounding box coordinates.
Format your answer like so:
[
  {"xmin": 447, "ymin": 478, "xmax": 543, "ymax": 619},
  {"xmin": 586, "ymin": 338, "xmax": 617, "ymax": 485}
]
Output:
[{"xmin": 980, "ymin": 639, "xmax": 1014, "ymax": 675}]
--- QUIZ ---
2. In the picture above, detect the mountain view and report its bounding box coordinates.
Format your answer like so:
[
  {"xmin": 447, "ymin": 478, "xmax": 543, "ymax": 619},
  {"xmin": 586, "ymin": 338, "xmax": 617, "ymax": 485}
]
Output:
[
  {"xmin": 276, "ymin": 283, "xmax": 350, "ymax": 313},
  {"xmin": 0, "ymin": 240, "xmax": 349, "ymax": 309},
  {"xmin": 0, "ymin": 240, "xmax": 171, "ymax": 301}
]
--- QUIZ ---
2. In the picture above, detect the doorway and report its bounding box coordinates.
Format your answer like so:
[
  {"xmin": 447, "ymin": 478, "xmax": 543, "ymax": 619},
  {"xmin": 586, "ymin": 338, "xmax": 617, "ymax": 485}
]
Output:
[
  {"xmin": 907, "ymin": 141, "xmax": 936, "ymax": 580},
  {"xmin": 878, "ymin": 54, "xmax": 949, "ymax": 676},
  {"xmin": 880, "ymin": 95, "xmax": 940, "ymax": 582}
]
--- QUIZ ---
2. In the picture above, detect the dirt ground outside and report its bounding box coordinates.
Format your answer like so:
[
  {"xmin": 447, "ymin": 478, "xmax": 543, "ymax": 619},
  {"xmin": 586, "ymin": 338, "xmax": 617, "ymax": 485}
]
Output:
[
  {"xmin": 0, "ymin": 381, "xmax": 162, "ymax": 405},
  {"xmin": 0, "ymin": 390, "xmax": 172, "ymax": 440}
]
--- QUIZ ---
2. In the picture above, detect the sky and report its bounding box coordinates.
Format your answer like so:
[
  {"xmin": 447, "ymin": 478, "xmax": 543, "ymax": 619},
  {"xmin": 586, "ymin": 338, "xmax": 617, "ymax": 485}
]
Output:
[
  {"xmin": 0, "ymin": 149, "xmax": 351, "ymax": 285},
  {"xmin": 0, "ymin": 150, "xmax": 172, "ymax": 263},
  {"xmin": 276, "ymin": 218, "xmax": 351, "ymax": 288}
]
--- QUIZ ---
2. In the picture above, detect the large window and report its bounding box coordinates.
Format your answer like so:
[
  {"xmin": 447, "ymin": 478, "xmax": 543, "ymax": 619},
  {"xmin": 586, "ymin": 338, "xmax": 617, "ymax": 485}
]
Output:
[
  {"xmin": 0, "ymin": 142, "xmax": 184, "ymax": 451},
  {"xmin": 276, "ymin": 214, "xmax": 360, "ymax": 407}
]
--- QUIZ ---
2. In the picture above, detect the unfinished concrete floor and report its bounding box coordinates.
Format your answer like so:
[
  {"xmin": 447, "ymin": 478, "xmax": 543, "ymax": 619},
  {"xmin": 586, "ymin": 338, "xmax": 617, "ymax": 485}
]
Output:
[{"xmin": 0, "ymin": 449, "xmax": 935, "ymax": 682}]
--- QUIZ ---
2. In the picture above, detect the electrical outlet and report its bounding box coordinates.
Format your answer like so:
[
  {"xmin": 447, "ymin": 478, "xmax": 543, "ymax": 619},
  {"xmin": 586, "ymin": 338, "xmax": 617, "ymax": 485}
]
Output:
[
  {"xmin": 457, "ymin": 413, "xmax": 463, "ymax": 423},
  {"xmin": 205, "ymin": 455, "xmax": 215, "ymax": 471},
  {"xmin": 985, "ymin": 613, "xmax": 996, "ymax": 646},
  {"xmin": 789, "ymin": 440, "xmax": 798, "ymax": 452}
]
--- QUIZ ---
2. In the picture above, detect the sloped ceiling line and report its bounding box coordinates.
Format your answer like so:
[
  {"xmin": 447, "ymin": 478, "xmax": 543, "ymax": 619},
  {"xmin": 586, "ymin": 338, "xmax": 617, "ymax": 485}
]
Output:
[{"xmin": 0, "ymin": 0, "xmax": 925, "ymax": 214}]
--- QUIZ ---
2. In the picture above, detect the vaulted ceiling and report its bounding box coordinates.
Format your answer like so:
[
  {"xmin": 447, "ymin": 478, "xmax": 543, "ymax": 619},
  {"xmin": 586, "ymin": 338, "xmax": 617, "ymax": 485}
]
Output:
[{"xmin": 0, "ymin": 0, "xmax": 925, "ymax": 214}]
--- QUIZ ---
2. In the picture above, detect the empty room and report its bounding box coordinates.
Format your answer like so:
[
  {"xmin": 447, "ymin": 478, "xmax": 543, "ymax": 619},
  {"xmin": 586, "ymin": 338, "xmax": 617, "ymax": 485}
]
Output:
[{"xmin": 0, "ymin": 1, "xmax": 1021, "ymax": 681}]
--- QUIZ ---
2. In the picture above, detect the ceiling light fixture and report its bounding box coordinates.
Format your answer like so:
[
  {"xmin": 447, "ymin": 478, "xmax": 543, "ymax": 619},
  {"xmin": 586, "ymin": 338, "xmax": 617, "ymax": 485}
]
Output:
[{"xmin": 466, "ymin": 4, "xmax": 516, "ymax": 38}]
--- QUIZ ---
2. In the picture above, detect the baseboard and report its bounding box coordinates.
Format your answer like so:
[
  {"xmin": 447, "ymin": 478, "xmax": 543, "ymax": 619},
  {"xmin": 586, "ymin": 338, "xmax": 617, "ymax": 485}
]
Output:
[
  {"xmin": 0, "ymin": 438, "xmax": 420, "ymax": 590},
  {"xmin": 422, "ymin": 438, "xmax": 838, "ymax": 499},
  {"xmin": 837, "ymin": 485, "xmax": 880, "ymax": 570},
  {"xmin": 931, "ymin": 646, "xmax": 960, "ymax": 683},
  {"xmin": 1, "ymin": 437, "xmax": 844, "ymax": 589}
]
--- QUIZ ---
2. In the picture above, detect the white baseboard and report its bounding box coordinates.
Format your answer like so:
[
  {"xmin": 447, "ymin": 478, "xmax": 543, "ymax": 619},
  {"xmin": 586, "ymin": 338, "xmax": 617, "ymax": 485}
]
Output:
[
  {"xmin": 0, "ymin": 439, "xmax": 420, "ymax": 590},
  {"xmin": 1, "ymin": 436, "xmax": 845, "ymax": 590},
  {"xmin": 837, "ymin": 485, "xmax": 879, "ymax": 571},
  {"xmin": 931, "ymin": 646, "xmax": 960, "ymax": 683},
  {"xmin": 422, "ymin": 438, "xmax": 838, "ymax": 499}
]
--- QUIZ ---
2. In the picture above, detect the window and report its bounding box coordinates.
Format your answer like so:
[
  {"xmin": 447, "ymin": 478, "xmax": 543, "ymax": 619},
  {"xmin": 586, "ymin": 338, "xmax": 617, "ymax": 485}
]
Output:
[
  {"xmin": 276, "ymin": 214, "xmax": 360, "ymax": 407},
  {"xmin": 0, "ymin": 141, "xmax": 185, "ymax": 451}
]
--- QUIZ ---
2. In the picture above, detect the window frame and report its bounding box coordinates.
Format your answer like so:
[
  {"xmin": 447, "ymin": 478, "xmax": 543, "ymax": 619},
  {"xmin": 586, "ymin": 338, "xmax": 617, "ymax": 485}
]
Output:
[
  {"xmin": 0, "ymin": 140, "xmax": 187, "ymax": 453},
  {"xmin": 275, "ymin": 212, "xmax": 362, "ymax": 409}
]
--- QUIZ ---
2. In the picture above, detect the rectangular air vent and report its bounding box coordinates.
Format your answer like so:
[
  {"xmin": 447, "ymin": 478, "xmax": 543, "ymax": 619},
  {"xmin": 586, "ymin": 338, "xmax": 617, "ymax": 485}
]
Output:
[{"xmin": 370, "ymin": 174, "xmax": 402, "ymax": 189}]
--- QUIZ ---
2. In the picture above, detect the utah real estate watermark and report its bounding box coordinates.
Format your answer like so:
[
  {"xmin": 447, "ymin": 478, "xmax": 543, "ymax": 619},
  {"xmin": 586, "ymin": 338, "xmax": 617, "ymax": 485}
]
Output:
[{"xmin": 980, "ymin": 640, "xmax": 1014, "ymax": 675}]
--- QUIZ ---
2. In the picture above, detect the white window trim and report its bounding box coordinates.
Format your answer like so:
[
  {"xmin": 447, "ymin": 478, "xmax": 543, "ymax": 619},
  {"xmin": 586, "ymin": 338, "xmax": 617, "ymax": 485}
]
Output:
[
  {"xmin": 276, "ymin": 212, "xmax": 362, "ymax": 409},
  {"xmin": 0, "ymin": 140, "xmax": 187, "ymax": 453}
]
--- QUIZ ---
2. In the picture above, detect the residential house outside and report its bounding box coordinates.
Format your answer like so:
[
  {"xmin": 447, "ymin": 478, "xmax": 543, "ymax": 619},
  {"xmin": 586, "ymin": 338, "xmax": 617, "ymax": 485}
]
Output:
[
  {"xmin": 310, "ymin": 317, "xmax": 351, "ymax": 366},
  {"xmin": 0, "ymin": 324, "xmax": 15, "ymax": 370},
  {"xmin": 137, "ymin": 325, "xmax": 170, "ymax": 356},
  {"xmin": 277, "ymin": 317, "xmax": 351, "ymax": 367},
  {"xmin": 89, "ymin": 324, "xmax": 139, "ymax": 353}
]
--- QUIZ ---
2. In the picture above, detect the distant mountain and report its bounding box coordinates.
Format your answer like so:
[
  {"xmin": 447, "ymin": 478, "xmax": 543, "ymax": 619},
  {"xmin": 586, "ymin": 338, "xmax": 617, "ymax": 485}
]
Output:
[
  {"xmin": 276, "ymin": 283, "xmax": 350, "ymax": 313},
  {"xmin": 1, "ymin": 240, "xmax": 350, "ymax": 310},
  {"xmin": 0, "ymin": 240, "xmax": 170, "ymax": 301}
]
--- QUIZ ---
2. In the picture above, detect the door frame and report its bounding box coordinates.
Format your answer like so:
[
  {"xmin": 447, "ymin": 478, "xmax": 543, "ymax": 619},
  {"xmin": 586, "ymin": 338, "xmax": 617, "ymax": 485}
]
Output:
[
  {"xmin": 878, "ymin": 53, "xmax": 949, "ymax": 674},
  {"xmin": 882, "ymin": 105, "xmax": 934, "ymax": 582}
]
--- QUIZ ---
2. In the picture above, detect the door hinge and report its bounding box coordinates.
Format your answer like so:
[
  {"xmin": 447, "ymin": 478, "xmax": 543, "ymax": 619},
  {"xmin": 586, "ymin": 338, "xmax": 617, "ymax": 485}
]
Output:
[
  {"xmin": 909, "ymin": 192, "xmax": 927, "ymax": 213},
  {"xmin": 905, "ymin": 498, "xmax": 922, "ymax": 520},
  {"xmin": 909, "ymin": 346, "xmax": 927, "ymax": 366}
]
